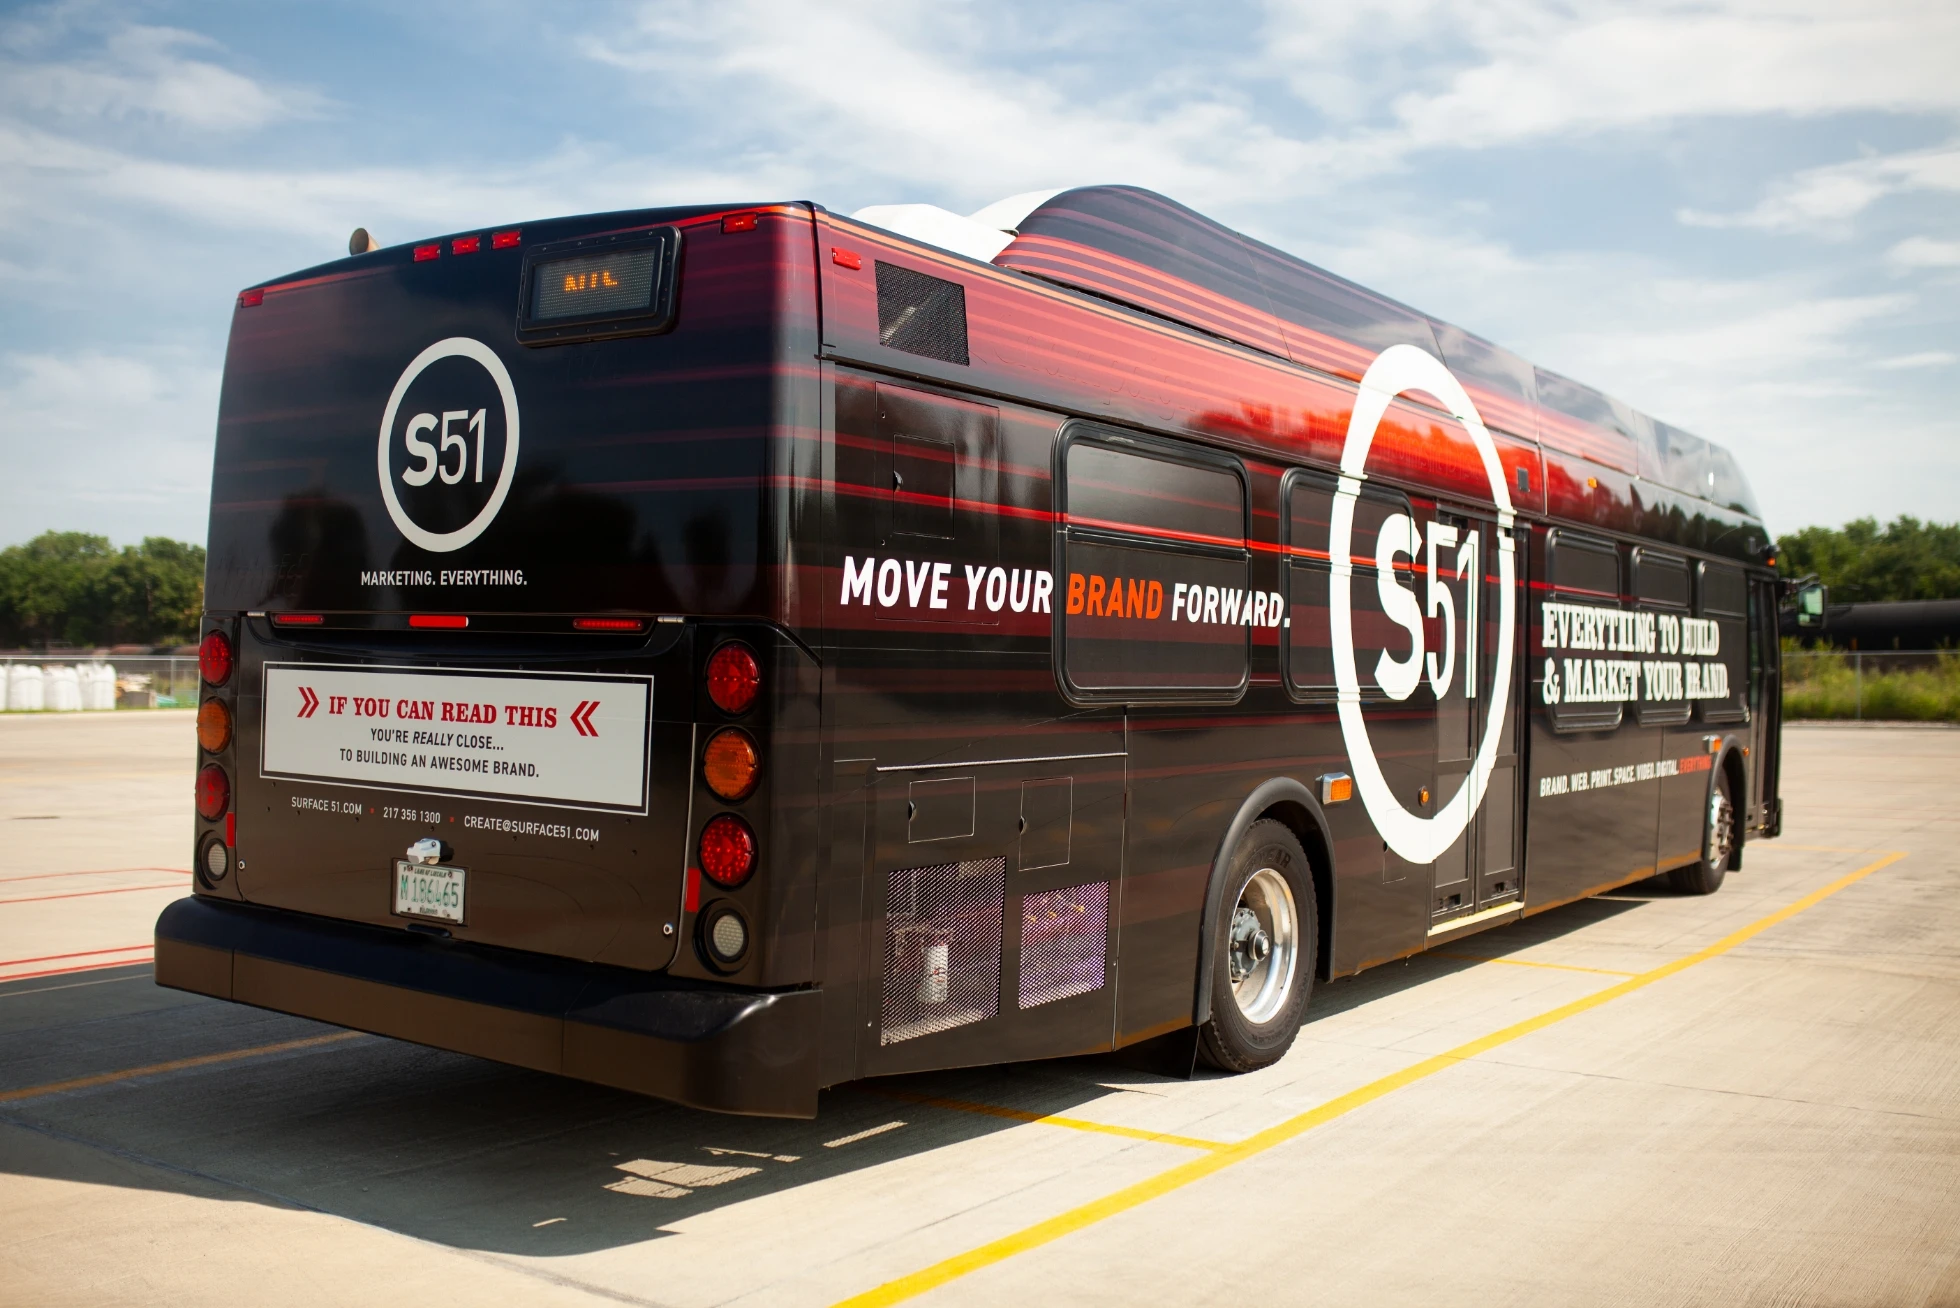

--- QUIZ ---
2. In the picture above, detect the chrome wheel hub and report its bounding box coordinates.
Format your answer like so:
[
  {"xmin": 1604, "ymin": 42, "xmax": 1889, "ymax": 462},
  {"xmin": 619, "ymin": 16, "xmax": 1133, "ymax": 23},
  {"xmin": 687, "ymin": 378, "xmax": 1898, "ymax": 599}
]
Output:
[
  {"xmin": 1707, "ymin": 789, "xmax": 1735, "ymax": 868},
  {"xmin": 1227, "ymin": 867, "xmax": 1299, "ymax": 1025}
]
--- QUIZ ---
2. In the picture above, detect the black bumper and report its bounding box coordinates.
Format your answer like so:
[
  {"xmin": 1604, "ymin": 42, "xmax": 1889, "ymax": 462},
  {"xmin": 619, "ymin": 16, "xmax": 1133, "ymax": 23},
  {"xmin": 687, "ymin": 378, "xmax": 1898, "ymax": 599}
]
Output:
[{"xmin": 155, "ymin": 896, "xmax": 821, "ymax": 1118}]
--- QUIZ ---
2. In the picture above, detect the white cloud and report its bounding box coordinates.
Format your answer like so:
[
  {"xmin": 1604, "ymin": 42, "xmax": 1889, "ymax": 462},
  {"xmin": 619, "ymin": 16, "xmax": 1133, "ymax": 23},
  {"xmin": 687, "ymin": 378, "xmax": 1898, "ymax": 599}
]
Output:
[
  {"xmin": 1680, "ymin": 143, "xmax": 1960, "ymax": 234},
  {"xmin": 0, "ymin": 347, "xmax": 220, "ymax": 543},
  {"xmin": 1874, "ymin": 350, "xmax": 1956, "ymax": 370},
  {"xmin": 1885, "ymin": 236, "xmax": 1960, "ymax": 271},
  {"xmin": 1261, "ymin": 0, "xmax": 1960, "ymax": 154},
  {"xmin": 0, "ymin": 21, "xmax": 323, "ymax": 131}
]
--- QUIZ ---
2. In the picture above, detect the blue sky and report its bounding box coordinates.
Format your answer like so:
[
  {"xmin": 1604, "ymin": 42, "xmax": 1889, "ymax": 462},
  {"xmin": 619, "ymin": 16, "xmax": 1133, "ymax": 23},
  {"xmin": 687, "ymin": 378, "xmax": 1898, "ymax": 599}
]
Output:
[{"xmin": 1, "ymin": 0, "xmax": 1955, "ymax": 546}]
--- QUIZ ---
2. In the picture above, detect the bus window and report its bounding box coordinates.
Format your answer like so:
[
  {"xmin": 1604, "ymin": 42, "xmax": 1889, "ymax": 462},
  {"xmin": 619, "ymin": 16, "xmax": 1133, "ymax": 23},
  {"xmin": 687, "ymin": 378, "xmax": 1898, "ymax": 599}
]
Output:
[
  {"xmin": 1632, "ymin": 549, "xmax": 1692, "ymax": 726},
  {"xmin": 1282, "ymin": 471, "xmax": 1414, "ymax": 702},
  {"xmin": 1697, "ymin": 562, "xmax": 1749, "ymax": 724},
  {"xmin": 1059, "ymin": 430, "xmax": 1250, "ymax": 698},
  {"xmin": 1544, "ymin": 530, "xmax": 1624, "ymax": 731}
]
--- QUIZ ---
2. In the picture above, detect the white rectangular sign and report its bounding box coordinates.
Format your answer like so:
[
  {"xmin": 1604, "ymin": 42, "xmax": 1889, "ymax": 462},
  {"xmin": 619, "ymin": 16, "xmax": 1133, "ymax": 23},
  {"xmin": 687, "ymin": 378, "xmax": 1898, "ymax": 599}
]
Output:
[{"xmin": 261, "ymin": 662, "xmax": 652, "ymax": 813}]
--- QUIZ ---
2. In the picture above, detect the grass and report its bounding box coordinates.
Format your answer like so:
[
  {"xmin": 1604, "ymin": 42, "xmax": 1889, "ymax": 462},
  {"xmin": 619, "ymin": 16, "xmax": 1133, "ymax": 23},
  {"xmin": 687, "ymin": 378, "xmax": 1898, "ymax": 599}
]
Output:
[{"xmin": 1782, "ymin": 648, "xmax": 1960, "ymax": 722}]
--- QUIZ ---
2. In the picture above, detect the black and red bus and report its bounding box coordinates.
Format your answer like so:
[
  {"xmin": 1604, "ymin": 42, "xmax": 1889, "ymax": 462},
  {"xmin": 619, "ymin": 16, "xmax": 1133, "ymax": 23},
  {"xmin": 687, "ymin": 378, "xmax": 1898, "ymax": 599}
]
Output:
[{"xmin": 156, "ymin": 186, "xmax": 1782, "ymax": 1116}]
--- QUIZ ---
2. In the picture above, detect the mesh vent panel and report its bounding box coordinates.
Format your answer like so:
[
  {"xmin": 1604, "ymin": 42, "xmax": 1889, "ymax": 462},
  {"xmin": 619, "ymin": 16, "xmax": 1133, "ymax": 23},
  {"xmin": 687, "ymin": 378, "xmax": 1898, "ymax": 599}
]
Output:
[
  {"xmin": 881, "ymin": 857, "xmax": 1004, "ymax": 1044},
  {"xmin": 1018, "ymin": 881, "xmax": 1109, "ymax": 1010},
  {"xmin": 876, "ymin": 262, "xmax": 970, "ymax": 365}
]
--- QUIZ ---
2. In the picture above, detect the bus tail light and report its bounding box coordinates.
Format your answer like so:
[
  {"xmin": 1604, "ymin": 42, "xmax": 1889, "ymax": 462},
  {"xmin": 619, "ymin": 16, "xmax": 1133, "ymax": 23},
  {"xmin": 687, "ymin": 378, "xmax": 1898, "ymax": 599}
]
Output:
[
  {"xmin": 706, "ymin": 642, "xmax": 761, "ymax": 715},
  {"xmin": 702, "ymin": 729, "xmax": 760, "ymax": 801},
  {"xmin": 698, "ymin": 815, "xmax": 756, "ymax": 888},
  {"xmin": 195, "ymin": 764, "xmax": 231, "ymax": 821},
  {"xmin": 272, "ymin": 613, "xmax": 323, "ymax": 626},
  {"xmin": 409, "ymin": 614, "xmax": 469, "ymax": 629},
  {"xmin": 572, "ymin": 617, "xmax": 645, "ymax": 632},
  {"xmin": 199, "ymin": 630, "xmax": 233, "ymax": 686},
  {"xmin": 197, "ymin": 699, "xmax": 233, "ymax": 753}
]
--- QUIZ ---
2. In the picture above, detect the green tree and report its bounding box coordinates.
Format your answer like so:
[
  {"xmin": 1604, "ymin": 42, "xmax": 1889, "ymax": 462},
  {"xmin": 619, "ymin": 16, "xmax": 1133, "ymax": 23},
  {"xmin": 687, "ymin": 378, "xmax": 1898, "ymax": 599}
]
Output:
[
  {"xmin": 0, "ymin": 532, "xmax": 206, "ymax": 647},
  {"xmin": 1777, "ymin": 516, "xmax": 1960, "ymax": 603}
]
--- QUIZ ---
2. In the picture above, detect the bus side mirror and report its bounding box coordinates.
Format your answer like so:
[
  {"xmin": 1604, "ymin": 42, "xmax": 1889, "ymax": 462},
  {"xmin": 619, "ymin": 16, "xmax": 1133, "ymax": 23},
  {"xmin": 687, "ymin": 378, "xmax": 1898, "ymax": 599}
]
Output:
[{"xmin": 1794, "ymin": 581, "xmax": 1826, "ymax": 627}]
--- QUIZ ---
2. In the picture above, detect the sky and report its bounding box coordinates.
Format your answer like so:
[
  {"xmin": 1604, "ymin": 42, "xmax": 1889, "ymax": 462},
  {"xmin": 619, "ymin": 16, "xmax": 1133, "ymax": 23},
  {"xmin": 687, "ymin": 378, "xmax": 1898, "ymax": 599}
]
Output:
[{"xmin": 0, "ymin": 0, "xmax": 1955, "ymax": 547}]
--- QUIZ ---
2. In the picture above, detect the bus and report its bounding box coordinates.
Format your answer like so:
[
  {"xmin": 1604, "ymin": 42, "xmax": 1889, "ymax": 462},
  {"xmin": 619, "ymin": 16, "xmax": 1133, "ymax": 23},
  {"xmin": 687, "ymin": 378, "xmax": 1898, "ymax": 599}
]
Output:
[{"xmin": 156, "ymin": 185, "xmax": 1782, "ymax": 1117}]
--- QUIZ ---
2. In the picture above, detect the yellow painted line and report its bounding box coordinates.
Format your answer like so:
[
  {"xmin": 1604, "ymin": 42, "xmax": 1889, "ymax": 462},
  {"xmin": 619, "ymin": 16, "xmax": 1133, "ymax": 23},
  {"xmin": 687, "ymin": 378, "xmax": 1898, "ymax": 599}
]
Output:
[
  {"xmin": 1430, "ymin": 952, "xmax": 1638, "ymax": 978},
  {"xmin": 870, "ymin": 1088, "xmax": 1227, "ymax": 1152},
  {"xmin": 0, "ymin": 1031, "xmax": 363, "ymax": 1105},
  {"xmin": 834, "ymin": 851, "xmax": 1907, "ymax": 1308}
]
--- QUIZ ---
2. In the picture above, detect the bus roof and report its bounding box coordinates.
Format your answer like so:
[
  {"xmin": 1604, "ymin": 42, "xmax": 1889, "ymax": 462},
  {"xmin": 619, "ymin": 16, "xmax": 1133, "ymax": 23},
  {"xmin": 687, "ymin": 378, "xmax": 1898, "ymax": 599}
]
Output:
[{"xmin": 855, "ymin": 185, "xmax": 1760, "ymax": 523}]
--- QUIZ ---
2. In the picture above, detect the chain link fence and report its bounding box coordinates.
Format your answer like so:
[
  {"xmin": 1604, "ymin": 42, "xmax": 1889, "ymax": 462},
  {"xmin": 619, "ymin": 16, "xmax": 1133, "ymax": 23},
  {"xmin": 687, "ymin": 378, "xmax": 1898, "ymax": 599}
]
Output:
[
  {"xmin": 1, "ymin": 654, "xmax": 199, "ymax": 711},
  {"xmin": 1782, "ymin": 649, "xmax": 1960, "ymax": 722}
]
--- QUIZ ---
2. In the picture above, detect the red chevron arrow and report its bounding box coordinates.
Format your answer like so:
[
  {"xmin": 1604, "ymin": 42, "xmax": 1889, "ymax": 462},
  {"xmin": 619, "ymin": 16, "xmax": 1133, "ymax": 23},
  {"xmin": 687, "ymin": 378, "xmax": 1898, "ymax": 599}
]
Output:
[
  {"xmin": 570, "ymin": 700, "xmax": 599, "ymax": 737},
  {"xmin": 298, "ymin": 687, "xmax": 319, "ymax": 718}
]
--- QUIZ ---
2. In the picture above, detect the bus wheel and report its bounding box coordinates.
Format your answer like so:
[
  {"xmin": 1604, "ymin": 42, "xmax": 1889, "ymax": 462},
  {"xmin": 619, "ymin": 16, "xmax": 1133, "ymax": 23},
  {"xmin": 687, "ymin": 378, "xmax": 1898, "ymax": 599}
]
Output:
[
  {"xmin": 1670, "ymin": 772, "xmax": 1736, "ymax": 895},
  {"xmin": 1199, "ymin": 820, "xmax": 1317, "ymax": 1073}
]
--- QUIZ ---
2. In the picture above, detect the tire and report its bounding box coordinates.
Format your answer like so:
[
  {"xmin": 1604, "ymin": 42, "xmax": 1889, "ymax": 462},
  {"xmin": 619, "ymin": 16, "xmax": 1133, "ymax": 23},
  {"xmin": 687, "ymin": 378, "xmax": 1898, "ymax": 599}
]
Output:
[
  {"xmin": 1669, "ymin": 769, "xmax": 1736, "ymax": 895},
  {"xmin": 1198, "ymin": 819, "xmax": 1317, "ymax": 1072}
]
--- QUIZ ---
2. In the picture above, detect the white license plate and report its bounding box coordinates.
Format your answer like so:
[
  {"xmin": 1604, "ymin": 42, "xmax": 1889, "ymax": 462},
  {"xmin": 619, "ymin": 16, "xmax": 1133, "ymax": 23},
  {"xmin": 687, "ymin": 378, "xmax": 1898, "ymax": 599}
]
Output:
[{"xmin": 394, "ymin": 860, "xmax": 466, "ymax": 924}]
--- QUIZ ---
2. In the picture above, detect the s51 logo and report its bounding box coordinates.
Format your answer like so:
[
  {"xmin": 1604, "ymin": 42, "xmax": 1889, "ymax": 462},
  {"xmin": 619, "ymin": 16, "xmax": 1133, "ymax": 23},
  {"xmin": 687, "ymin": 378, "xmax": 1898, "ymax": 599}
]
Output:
[
  {"xmin": 1329, "ymin": 345, "xmax": 1518, "ymax": 865},
  {"xmin": 376, "ymin": 337, "xmax": 521, "ymax": 552}
]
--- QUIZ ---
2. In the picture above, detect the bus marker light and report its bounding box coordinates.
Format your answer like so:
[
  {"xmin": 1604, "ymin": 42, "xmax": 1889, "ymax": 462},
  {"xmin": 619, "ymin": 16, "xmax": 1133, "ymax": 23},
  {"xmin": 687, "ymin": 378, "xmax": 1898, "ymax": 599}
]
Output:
[
  {"xmin": 197, "ymin": 698, "xmax": 233, "ymax": 754},
  {"xmin": 706, "ymin": 642, "xmax": 761, "ymax": 715},
  {"xmin": 225, "ymin": 812, "xmax": 236, "ymax": 847},
  {"xmin": 722, "ymin": 212, "xmax": 758, "ymax": 233},
  {"xmin": 1319, "ymin": 773, "xmax": 1353, "ymax": 805},
  {"xmin": 699, "ymin": 814, "xmax": 756, "ymax": 888},
  {"xmin": 452, "ymin": 235, "xmax": 481, "ymax": 255},
  {"xmin": 198, "ymin": 631, "xmax": 234, "ymax": 687},
  {"xmin": 409, "ymin": 614, "xmax": 469, "ymax": 629},
  {"xmin": 413, "ymin": 243, "xmax": 440, "ymax": 262},
  {"xmin": 572, "ymin": 617, "xmax": 645, "ymax": 632},
  {"xmin": 195, "ymin": 764, "xmax": 231, "ymax": 822},
  {"xmin": 684, "ymin": 866, "xmax": 701, "ymax": 912},
  {"xmin": 703, "ymin": 729, "xmax": 760, "ymax": 801},
  {"xmin": 272, "ymin": 613, "xmax": 324, "ymax": 626},
  {"xmin": 237, "ymin": 288, "xmax": 264, "ymax": 308},
  {"xmin": 492, "ymin": 230, "xmax": 521, "ymax": 249},
  {"xmin": 832, "ymin": 247, "xmax": 862, "ymax": 270}
]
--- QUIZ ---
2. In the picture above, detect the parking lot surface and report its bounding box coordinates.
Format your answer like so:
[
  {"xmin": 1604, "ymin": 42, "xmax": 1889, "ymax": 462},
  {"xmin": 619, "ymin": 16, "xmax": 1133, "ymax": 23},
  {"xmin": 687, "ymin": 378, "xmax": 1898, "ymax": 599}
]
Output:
[{"xmin": 1, "ymin": 712, "xmax": 1956, "ymax": 1307}]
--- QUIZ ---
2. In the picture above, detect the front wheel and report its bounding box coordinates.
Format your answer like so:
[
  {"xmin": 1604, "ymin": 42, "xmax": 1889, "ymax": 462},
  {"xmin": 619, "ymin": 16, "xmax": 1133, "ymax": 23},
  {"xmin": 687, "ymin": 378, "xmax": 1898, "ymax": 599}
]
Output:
[
  {"xmin": 1670, "ymin": 770, "xmax": 1736, "ymax": 895},
  {"xmin": 1198, "ymin": 819, "xmax": 1317, "ymax": 1072}
]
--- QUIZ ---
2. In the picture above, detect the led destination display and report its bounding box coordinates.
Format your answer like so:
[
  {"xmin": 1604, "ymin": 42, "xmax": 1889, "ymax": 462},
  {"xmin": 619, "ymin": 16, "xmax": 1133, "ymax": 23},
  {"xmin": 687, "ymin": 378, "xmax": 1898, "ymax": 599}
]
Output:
[{"xmin": 530, "ymin": 247, "xmax": 657, "ymax": 320}]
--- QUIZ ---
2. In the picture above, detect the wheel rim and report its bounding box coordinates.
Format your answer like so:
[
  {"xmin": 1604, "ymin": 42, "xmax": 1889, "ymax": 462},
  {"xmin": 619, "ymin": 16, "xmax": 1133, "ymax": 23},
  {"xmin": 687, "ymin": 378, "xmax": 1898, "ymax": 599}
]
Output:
[
  {"xmin": 1707, "ymin": 788, "xmax": 1735, "ymax": 869},
  {"xmin": 1226, "ymin": 867, "xmax": 1299, "ymax": 1025}
]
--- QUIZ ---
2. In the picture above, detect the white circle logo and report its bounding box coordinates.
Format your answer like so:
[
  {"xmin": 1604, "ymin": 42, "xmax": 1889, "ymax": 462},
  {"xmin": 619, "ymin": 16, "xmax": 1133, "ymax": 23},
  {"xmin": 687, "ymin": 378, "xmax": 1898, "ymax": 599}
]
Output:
[
  {"xmin": 1329, "ymin": 344, "xmax": 1517, "ymax": 865},
  {"xmin": 376, "ymin": 337, "xmax": 521, "ymax": 553}
]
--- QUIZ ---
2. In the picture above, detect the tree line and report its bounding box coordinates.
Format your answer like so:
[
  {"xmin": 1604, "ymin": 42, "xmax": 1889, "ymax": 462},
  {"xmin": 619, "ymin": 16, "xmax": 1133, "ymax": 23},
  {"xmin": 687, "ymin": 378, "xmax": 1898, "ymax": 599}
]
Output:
[
  {"xmin": 1776, "ymin": 516, "xmax": 1960, "ymax": 604},
  {"xmin": 0, "ymin": 532, "xmax": 206, "ymax": 648}
]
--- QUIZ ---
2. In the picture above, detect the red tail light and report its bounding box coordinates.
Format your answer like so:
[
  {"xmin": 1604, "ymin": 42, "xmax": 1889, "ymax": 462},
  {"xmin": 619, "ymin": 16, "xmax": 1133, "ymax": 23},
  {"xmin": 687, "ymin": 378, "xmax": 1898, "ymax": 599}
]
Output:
[
  {"xmin": 572, "ymin": 617, "xmax": 645, "ymax": 632},
  {"xmin": 409, "ymin": 614, "xmax": 468, "ymax": 629},
  {"xmin": 492, "ymin": 230, "xmax": 521, "ymax": 249},
  {"xmin": 722, "ymin": 212, "xmax": 759, "ymax": 233},
  {"xmin": 195, "ymin": 764, "xmax": 231, "ymax": 821},
  {"xmin": 237, "ymin": 288, "xmax": 265, "ymax": 308},
  {"xmin": 706, "ymin": 642, "xmax": 761, "ymax": 715},
  {"xmin": 198, "ymin": 630, "xmax": 233, "ymax": 686},
  {"xmin": 413, "ymin": 243, "xmax": 440, "ymax": 262},
  {"xmin": 272, "ymin": 613, "xmax": 323, "ymax": 626},
  {"xmin": 452, "ymin": 235, "xmax": 481, "ymax": 254},
  {"xmin": 698, "ymin": 815, "xmax": 756, "ymax": 888}
]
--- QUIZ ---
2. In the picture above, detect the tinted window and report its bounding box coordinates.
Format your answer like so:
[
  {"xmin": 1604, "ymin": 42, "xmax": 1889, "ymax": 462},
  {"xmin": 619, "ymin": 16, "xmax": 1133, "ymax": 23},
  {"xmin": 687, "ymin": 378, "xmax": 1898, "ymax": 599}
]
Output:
[
  {"xmin": 1065, "ymin": 441, "xmax": 1243, "ymax": 544},
  {"xmin": 1550, "ymin": 532, "xmax": 1619, "ymax": 597},
  {"xmin": 1696, "ymin": 562, "xmax": 1749, "ymax": 723},
  {"xmin": 1700, "ymin": 563, "xmax": 1746, "ymax": 616},
  {"xmin": 1061, "ymin": 433, "xmax": 1252, "ymax": 698},
  {"xmin": 1633, "ymin": 551, "xmax": 1690, "ymax": 608}
]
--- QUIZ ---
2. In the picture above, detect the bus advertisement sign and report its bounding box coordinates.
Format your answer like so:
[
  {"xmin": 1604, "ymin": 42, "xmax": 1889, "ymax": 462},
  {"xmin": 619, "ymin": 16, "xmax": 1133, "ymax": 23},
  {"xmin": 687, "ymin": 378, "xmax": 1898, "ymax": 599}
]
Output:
[{"xmin": 260, "ymin": 663, "xmax": 652, "ymax": 813}]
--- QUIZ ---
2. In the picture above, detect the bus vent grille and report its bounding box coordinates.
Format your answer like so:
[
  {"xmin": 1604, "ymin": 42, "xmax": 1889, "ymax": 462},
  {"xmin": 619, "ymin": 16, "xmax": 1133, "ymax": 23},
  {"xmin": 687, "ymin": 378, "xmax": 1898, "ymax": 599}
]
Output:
[
  {"xmin": 1018, "ymin": 880, "xmax": 1108, "ymax": 1010},
  {"xmin": 875, "ymin": 262, "xmax": 970, "ymax": 365},
  {"xmin": 881, "ymin": 857, "xmax": 1003, "ymax": 1045}
]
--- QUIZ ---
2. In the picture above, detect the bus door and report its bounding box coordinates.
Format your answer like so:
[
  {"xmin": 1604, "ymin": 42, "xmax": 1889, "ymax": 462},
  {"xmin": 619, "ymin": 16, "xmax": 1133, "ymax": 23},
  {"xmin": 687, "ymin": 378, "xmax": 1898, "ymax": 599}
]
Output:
[{"xmin": 1429, "ymin": 509, "xmax": 1523, "ymax": 923}]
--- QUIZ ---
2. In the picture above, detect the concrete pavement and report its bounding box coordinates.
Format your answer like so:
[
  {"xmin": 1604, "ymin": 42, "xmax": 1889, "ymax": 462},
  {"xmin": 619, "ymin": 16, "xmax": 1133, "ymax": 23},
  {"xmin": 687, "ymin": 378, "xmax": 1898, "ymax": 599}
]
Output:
[{"xmin": 0, "ymin": 712, "xmax": 1955, "ymax": 1306}]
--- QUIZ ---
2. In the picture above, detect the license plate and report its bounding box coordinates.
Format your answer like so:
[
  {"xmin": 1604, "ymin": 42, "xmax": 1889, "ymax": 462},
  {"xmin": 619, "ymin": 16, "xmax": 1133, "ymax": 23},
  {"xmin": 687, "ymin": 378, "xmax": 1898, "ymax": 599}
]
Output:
[{"xmin": 394, "ymin": 860, "xmax": 466, "ymax": 924}]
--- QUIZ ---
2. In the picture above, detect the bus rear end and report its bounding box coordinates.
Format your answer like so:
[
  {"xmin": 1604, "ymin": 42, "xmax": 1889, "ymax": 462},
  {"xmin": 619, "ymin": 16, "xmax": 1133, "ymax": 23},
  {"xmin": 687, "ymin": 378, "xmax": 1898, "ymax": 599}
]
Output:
[{"xmin": 155, "ymin": 204, "xmax": 827, "ymax": 1117}]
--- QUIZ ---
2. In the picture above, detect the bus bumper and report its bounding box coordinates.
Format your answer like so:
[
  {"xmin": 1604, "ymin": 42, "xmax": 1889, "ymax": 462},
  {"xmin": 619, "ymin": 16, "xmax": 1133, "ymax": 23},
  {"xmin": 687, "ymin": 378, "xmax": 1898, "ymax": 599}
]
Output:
[{"xmin": 154, "ymin": 896, "xmax": 821, "ymax": 1118}]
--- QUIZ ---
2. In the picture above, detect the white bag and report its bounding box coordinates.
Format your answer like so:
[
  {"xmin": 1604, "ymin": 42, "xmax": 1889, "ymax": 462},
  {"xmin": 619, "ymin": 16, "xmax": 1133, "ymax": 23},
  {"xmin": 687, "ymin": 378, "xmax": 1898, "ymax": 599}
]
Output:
[
  {"xmin": 46, "ymin": 664, "xmax": 83, "ymax": 711},
  {"xmin": 6, "ymin": 663, "xmax": 44, "ymax": 711}
]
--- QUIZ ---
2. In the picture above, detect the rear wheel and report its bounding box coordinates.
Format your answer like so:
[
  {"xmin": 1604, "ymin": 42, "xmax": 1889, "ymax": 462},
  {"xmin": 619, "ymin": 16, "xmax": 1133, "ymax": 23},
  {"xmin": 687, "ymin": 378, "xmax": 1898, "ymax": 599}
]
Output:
[
  {"xmin": 1198, "ymin": 820, "xmax": 1317, "ymax": 1072},
  {"xmin": 1669, "ymin": 770, "xmax": 1736, "ymax": 895}
]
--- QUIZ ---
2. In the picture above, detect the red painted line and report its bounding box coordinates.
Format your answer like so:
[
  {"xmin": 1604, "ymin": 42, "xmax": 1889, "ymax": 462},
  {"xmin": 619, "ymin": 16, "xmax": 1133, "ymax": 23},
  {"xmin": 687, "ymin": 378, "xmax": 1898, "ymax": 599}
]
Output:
[
  {"xmin": 0, "ymin": 943, "xmax": 152, "ymax": 968},
  {"xmin": 0, "ymin": 884, "xmax": 187, "ymax": 906},
  {"xmin": 0, "ymin": 955, "xmax": 153, "ymax": 983},
  {"xmin": 0, "ymin": 867, "xmax": 191, "ymax": 886}
]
